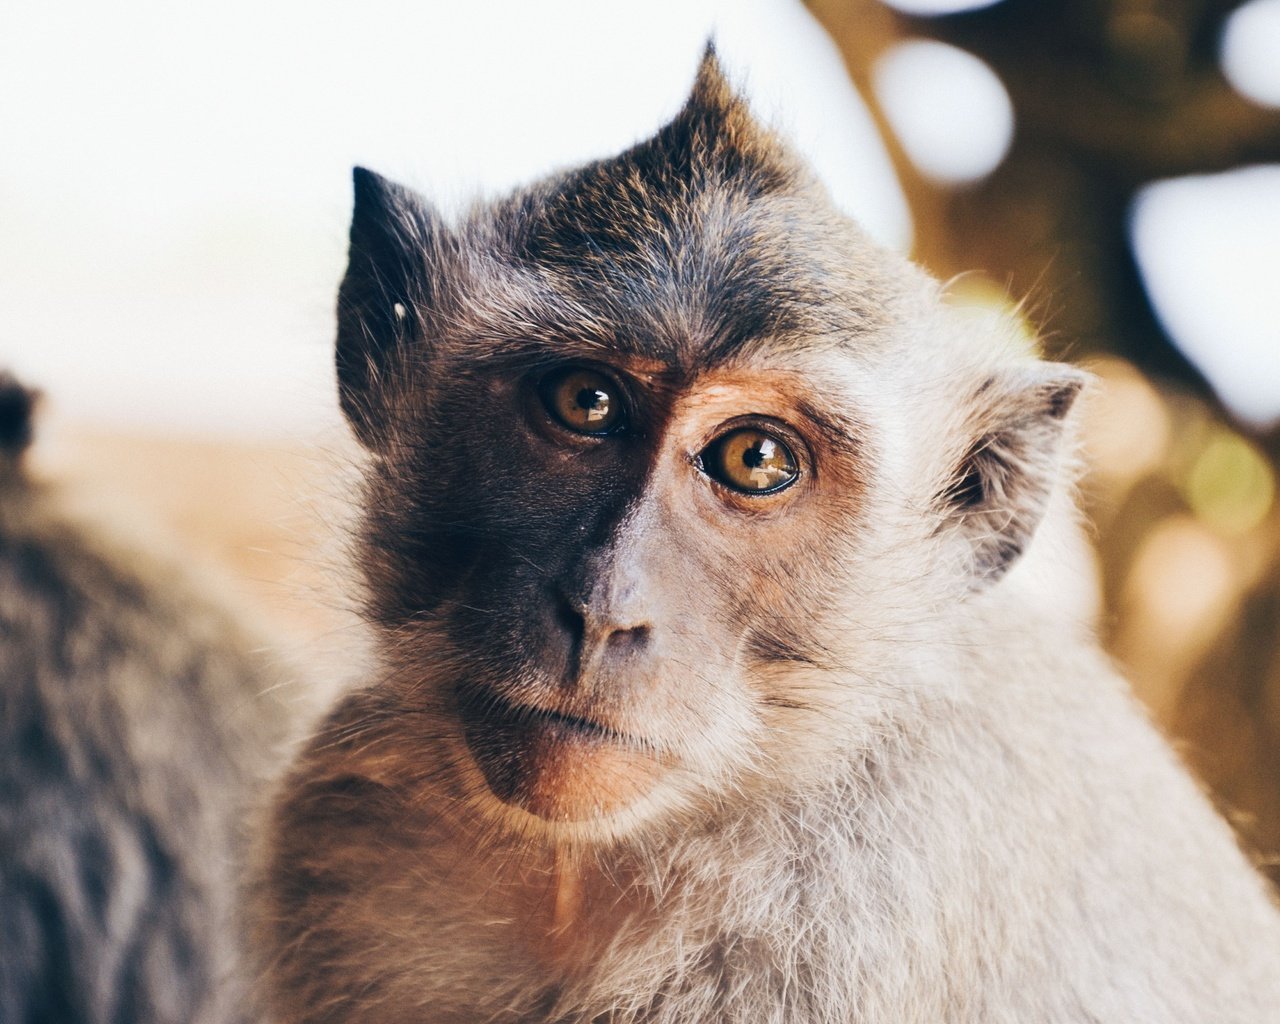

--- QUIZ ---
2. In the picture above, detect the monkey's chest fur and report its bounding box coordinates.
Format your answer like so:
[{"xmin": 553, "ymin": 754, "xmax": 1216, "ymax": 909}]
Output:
[
  {"xmin": 264, "ymin": 718, "xmax": 939, "ymax": 1024},
  {"xmin": 262, "ymin": 665, "xmax": 1280, "ymax": 1024}
]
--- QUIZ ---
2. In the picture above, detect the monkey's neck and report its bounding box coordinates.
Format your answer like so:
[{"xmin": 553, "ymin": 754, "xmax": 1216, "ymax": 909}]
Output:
[
  {"xmin": 484, "ymin": 838, "xmax": 652, "ymax": 973},
  {"xmin": 547, "ymin": 846, "xmax": 587, "ymax": 965}
]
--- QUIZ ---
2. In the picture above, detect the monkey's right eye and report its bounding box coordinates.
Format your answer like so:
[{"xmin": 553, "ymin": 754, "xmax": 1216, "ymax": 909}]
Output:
[
  {"xmin": 700, "ymin": 427, "xmax": 799, "ymax": 494},
  {"xmin": 539, "ymin": 368, "xmax": 626, "ymax": 435}
]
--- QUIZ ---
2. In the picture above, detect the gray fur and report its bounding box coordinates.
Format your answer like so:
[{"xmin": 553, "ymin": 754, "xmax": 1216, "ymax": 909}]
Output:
[{"xmin": 0, "ymin": 374, "xmax": 291, "ymax": 1024}]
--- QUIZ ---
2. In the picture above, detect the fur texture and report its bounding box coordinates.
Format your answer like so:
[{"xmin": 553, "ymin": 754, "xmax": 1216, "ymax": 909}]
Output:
[
  {"xmin": 256, "ymin": 53, "xmax": 1280, "ymax": 1022},
  {"xmin": 0, "ymin": 373, "xmax": 292, "ymax": 1024}
]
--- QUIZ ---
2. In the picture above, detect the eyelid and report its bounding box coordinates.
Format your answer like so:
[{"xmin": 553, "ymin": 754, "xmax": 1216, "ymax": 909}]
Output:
[{"xmin": 697, "ymin": 415, "xmax": 811, "ymax": 464}]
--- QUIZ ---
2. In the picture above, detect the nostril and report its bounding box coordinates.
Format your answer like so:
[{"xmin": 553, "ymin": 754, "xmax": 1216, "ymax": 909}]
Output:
[
  {"xmin": 606, "ymin": 623, "xmax": 650, "ymax": 650},
  {"xmin": 554, "ymin": 593, "xmax": 586, "ymax": 650}
]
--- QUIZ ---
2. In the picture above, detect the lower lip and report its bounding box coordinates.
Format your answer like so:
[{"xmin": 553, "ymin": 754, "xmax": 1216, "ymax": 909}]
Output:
[{"xmin": 457, "ymin": 691, "xmax": 666, "ymax": 823}]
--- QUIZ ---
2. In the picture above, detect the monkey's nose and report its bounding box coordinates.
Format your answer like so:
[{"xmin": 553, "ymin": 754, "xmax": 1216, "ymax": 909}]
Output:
[
  {"xmin": 559, "ymin": 591, "xmax": 652, "ymax": 646},
  {"xmin": 553, "ymin": 589, "xmax": 652, "ymax": 680}
]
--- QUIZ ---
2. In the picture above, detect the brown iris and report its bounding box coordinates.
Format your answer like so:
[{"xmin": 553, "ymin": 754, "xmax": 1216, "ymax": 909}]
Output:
[
  {"xmin": 541, "ymin": 368, "xmax": 625, "ymax": 435},
  {"xmin": 703, "ymin": 428, "xmax": 799, "ymax": 494}
]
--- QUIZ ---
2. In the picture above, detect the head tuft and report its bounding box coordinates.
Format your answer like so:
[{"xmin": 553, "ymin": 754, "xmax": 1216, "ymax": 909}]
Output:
[
  {"xmin": 677, "ymin": 42, "xmax": 772, "ymax": 168},
  {"xmin": 628, "ymin": 42, "xmax": 802, "ymax": 200}
]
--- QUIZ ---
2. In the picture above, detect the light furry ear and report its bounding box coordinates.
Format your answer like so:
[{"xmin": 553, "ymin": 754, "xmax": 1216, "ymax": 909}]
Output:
[
  {"xmin": 937, "ymin": 364, "xmax": 1089, "ymax": 586},
  {"xmin": 336, "ymin": 167, "xmax": 449, "ymax": 449}
]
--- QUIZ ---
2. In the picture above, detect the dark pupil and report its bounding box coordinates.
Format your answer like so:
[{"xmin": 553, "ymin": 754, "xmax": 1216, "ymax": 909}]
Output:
[
  {"xmin": 575, "ymin": 387, "xmax": 603, "ymax": 412},
  {"xmin": 741, "ymin": 443, "xmax": 766, "ymax": 469}
]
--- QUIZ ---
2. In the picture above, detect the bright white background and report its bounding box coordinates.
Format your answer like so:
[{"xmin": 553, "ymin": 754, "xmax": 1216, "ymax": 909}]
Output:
[
  {"xmin": 5, "ymin": 0, "xmax": 1279, "ymax": 436},
  {"xmin": 0, "ymin": 0, "xmax": 909, "ymax": 439}
]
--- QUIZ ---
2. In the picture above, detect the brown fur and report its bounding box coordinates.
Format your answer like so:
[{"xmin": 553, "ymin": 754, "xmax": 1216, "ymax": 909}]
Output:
[{"xmin": 255, "ymin": 52, "xmax": 1280, "ymax": 1022}]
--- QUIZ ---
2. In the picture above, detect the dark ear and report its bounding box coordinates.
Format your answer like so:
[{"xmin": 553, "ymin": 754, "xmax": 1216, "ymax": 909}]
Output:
[
  {"xmin": 937, "ymin": 364, "xmax": 1089, "ymax": 586},
  {"xmin": 336, "ymin": 167, "xmax": 448, "ymax": 449},
  {"xmin": 0, "ymin": 371, "xmax": 37, "ymax": 462}
]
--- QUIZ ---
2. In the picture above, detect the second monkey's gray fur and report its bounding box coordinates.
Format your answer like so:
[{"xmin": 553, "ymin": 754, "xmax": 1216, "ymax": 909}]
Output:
[{"xmin": 0, "ymin": 375, "xmax": 290, "ymax": 1024}]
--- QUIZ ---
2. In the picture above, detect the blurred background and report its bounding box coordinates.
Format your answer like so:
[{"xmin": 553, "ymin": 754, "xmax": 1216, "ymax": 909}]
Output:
[{"xmin": 3, "ymin": 0, "xmax": 1279, "ymax": 874}]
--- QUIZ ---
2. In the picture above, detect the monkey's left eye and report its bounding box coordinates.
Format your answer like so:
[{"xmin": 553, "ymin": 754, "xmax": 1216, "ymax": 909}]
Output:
[
  {"xmin": 540, "ymin": 368, "xmax": 626, "ymax": 435},
  {"xmin": 700, "ymin": 428, "xmax": 799, "ymax": 494}
]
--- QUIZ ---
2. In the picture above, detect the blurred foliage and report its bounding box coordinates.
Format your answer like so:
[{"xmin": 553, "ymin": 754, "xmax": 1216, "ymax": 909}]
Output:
[{"xmin": 809, "ymin": 0, "xmax": 1280, "ymax": 877}]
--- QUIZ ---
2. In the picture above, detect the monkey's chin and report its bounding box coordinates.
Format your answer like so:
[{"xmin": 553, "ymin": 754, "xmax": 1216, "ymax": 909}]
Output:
[{"xmin": 458, "ymin": 694, "xmax": 666, "ymax": 824}]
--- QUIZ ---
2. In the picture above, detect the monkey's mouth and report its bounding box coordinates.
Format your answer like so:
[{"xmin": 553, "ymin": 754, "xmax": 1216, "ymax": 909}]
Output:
[{"xmin": 456, "ymin": 685, "xmax": 667, "ymax": 823}]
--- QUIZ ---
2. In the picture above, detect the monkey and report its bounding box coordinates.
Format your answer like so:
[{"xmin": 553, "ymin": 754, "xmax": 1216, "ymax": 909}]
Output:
[
  {"xmin": 254, "ymin": 51, "xmax": 1280, "ymax": 1023},
  {"xmin": 0, "ymin": 372, "xmax": 293, "ymax": 1024}
]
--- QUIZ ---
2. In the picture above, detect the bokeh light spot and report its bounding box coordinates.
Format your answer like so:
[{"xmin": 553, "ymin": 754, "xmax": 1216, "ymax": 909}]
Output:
[
  {"xmin": 1130, "ymin": 166, "xmax": 1280, "ymax": 429},
  {"xmin": 1184, "ymin": 430, "xmax": 1275, "ymax": 536},
  {"xmin": 1126, "ymin": 516, "xmax": 1236, "ymax": 650},
  {"xmin": 1221, "ymin": 0, "xmax": 1280, "ymax": 108},
  {"xmin": 881, "ymin": 0, "xmax": 1005, "ymax": 16},
  {"xmin": 1117, "ymin": 514, "xmax": 1241, "ymax": 718},
  {"xmin": 1084, "ymin": 358, "xmax": 1171, "ymax": 484},
  {"xmin": 873, "ymin": 39, "xmax": 1014, "ymax": 185}
]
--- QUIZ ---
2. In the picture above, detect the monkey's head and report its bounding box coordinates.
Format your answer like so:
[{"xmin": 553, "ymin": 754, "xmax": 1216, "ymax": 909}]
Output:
[{"xmin": 335, "ymin": 52, "xmax": 1085, "ymax": 842}]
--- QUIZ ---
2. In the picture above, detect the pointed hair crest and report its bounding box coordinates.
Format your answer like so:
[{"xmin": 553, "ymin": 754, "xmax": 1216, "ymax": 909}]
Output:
[{"xmin": 647, "ymin": 43, "xmax": 804, "ymax": 197}]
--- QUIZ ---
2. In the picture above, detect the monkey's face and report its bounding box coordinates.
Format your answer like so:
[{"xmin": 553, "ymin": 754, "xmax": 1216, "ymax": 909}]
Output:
[
  {"xmin": 336, "ymin": 57, "xmax": 1083, "ymax": 840},
  {"xmin": 359, "ymin": 343, "xmax": 872, "ymax": 832}
]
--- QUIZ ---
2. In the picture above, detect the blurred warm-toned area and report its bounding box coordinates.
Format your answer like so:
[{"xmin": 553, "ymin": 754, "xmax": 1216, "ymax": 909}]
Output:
[{"xmin": 27, "ymin": 425, "xmax": 358, "ymax": 647}]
